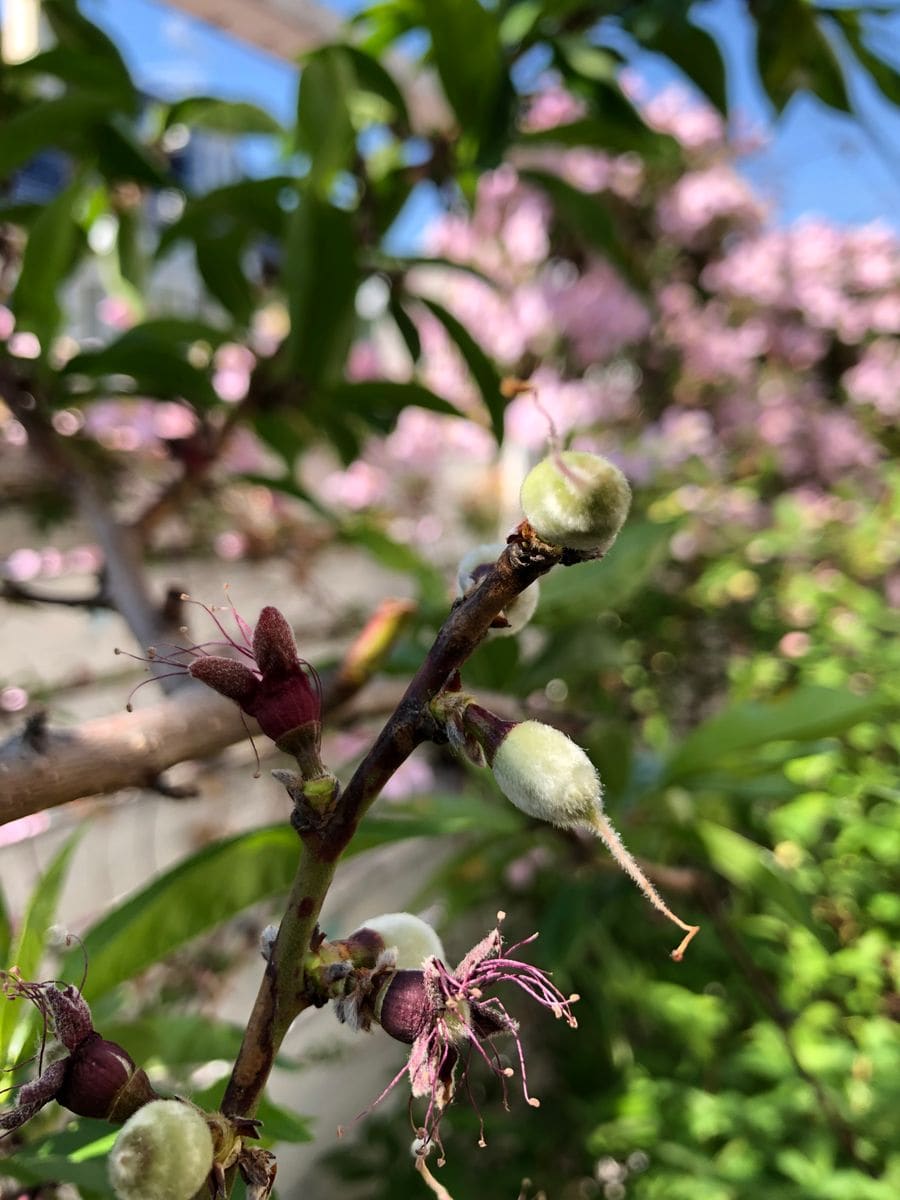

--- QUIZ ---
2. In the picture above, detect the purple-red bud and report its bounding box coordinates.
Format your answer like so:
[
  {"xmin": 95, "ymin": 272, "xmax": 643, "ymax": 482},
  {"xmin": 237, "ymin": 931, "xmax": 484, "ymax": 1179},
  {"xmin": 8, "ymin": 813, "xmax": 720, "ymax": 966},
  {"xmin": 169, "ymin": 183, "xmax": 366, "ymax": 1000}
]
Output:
[
  {"xmin": 252, "ymin": 606, "xmax": 302, "ymax": 677},
  {"xmin": 188, "ymin": 656, "xmax": 260, "ymax": 707},
  {"xmin": 57, "ymin": 1032, "xmax": 158, "ymax": 1121},
  {"xmin": 375, "ymin": 970, "xmax": 430, "ymax": 1045}
]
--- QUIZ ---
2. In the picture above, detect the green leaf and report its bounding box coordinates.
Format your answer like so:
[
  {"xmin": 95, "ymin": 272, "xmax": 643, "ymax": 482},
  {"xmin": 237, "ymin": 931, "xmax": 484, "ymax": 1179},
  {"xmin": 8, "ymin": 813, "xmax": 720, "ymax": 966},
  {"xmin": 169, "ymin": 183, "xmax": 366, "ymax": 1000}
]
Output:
[
  {"xmin": 338, "ymin": 519, "xmax": 446, "ymax": 604},
  {"xmin": 296, "ymin": 46, "xmax": 357, "ymax": 192},
  {"xmin": 666, "ymin": 688, "xmax": 882, "ymax": 781},
  {"xmin": 0, "ymin": 831, "xmax": 81, "ymax": 1067},
  {"xmin": 0, "ymin": 93, "xmax": 112, "ymax": 177},
  {"xmin": 12, "ymin": 175, "xmax": 85, "ymax": 349},
  {"xmin": 66, "ymin": 827, "xmax": 299, "ymax": 1002},
  {"xmin": 100, "ymin": 1014, "xmax": 298, "ymax": 1071},
  {"xmin": 418, "ymin": 296, "xmax": 505, "ymax": 442},
  {"xmin": 418, "ymin": 0, "xmax": 512, "ymax": 161},
  {"xmin": 166, "ymin": 97, "xmax": 283, "ymax": 135},
  {"xmin": 0, "ymin": 1152, "xmax": 110, "ymax": 1193},
  {"xmin": 634, "ymin": 15, "xmax": 728, "ymax": 114},
  {"xmin": 831, "ymin": 11, "xmax": 900, "ymax": 106},
  {"xmin": 325, "ymin": 380, "xmax": 459, "ymax": 427},
  {"xmin": 0, "ymin": 886, "xmax": 9, "ymax": 967},
  {"xmin": 158, "ymin": 176, "xmax": 293, "ymax": 250},
  {"xmin": 534, "ymin": 522, "xmax": 672, "ymax": 626},
  {"xmin": 519, "ymin": 168, "xmax": 640, "ymax": 286},
  {"xmin": 388, "ymin": 293, "xmax": 422, "ymax": 362},
  {"xmin": 518, "ymin": 114, "xmax": 670, "ymax": 158},
  {"xmin": 696, "ymin": 821, "xmax": 813, "ymax": 926},
  {"xmin": 196, "ymin": 230, "xmax": 255, "ymax": 326},
  {"xmin": 342, "ymin": 44, "xmax": 410, "ymax": 126},
  {"xmin": 5, "ymin": 46, "xmax": 136, "ymax": 105},
  {"xmin": 755, "ymin": 0, "xmax": 851, "ymax": 113},
  {"xmin": 42, "ymin": 0, "xmax": 135, "ymax": 100},
  {"xmin": 94, "ymin": 119, "xmax": 170, "ymax": 188},
  {"xmin": 284, "ymin": 194, "xmax": 359, "ymax": 386},
  {"xmin": 63, "ymin": 325, "xmax": 218, "ymax": 407}
]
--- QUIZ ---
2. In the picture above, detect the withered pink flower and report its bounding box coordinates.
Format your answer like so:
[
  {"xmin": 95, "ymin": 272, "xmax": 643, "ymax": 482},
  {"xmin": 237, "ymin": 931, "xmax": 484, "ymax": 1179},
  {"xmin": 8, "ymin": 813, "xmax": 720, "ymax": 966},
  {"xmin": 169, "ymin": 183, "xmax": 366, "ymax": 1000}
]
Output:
[
  {"xmin": 0, "ymin": 971, "xmax": 158, "ymax": 1135},
  {"xmin": 337, "ymin": 918, "xmax": 578, "ymax": 1157},
  {"xmin": 121, "ymin": 597, "xmax": 321, "ymax": 750}
]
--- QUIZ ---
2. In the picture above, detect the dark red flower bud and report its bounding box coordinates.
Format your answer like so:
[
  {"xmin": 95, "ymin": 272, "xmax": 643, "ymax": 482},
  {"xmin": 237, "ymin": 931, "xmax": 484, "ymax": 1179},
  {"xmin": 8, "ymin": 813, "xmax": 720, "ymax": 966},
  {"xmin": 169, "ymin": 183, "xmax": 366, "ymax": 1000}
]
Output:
[
  {"xmin": 57, "ymin": 1032, "xmax": 158, "ymax": 1121},
  {"xmin": 245, "ymin": 671, "xmax": 320, "ymax": 744},
  {"xmin": 252, "ymin": 606, "xmax": 302, "ymax": 677},
  {"xmin": 375, "ymin": 970, "xmax": 430, "ymax": 1045}
]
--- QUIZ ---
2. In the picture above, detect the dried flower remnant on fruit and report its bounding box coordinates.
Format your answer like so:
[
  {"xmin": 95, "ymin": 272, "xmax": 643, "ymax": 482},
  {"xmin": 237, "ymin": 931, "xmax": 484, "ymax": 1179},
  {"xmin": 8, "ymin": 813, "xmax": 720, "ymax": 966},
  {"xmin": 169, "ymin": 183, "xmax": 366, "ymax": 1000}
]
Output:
[
  {"xmin": 118, "ymin": 597, "xmax": 322, "ymax": 750},
  {"xmin": 0, "ymin": 971, "xmax": 158, "ymax": 1135},
  {"xmin": 109, "ymin": 1099, "xmax": 214, "ymax": 1200},
  {"xmin": 520, "ymin": 450, "xmax": 631, "ymax": 552},
  {"xmin": 335, "ymin": 916, "xmax": 578, "ymax": 1156},
  {"xmin": 462, "ymin": 708, "xmax": 700, "ymax": 961}
]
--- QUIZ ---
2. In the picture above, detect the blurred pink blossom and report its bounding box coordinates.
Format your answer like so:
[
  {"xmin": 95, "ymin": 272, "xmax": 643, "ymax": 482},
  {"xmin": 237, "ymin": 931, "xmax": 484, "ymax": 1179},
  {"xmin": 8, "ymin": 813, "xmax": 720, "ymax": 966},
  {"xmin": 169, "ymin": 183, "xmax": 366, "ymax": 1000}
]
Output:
[
  {"xmin": 544, "ymin": 262, "xmax": 651, "ymax": 366},
  {"xmin": 843, "ymin": 338, "xmax": 900, "ymax": 418},
  {"xmin": 96, "ymin": 295, "xmax": 138, "ymax": 330},
  {"xmin": 658, "ymin": 165, "xmax": 764, "ymax": 245},
  {"xmin": 0, "ymin": 306, "xmax": 14, "ymax": 340},
  {"xmin": 522, "ymin": 85, "xmax": 587, "ymax": 132},
  {"xmin": 641, "ymin": 85, "xmax": 726, "ymax": 151}
]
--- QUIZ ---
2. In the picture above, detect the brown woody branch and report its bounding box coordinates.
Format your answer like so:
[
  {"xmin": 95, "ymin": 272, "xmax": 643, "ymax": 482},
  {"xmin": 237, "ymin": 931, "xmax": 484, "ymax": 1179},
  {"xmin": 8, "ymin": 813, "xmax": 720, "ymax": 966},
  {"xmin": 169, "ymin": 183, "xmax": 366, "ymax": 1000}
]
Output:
[
  {"xmin": 0, "ymin": 598, "xmax": 416, "ymax": 828},
  {"xmin": 219, "ymin": 531, "xmax": 565, "ymax": 1127}
]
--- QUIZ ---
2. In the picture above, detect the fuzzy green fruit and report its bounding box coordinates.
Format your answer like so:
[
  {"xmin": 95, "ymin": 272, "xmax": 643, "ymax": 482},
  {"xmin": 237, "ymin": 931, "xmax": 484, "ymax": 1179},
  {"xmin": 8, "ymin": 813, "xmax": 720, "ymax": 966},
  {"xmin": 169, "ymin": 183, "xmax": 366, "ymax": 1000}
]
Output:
[
  {"xmin": 108, "ymin": 1099, "xmax": 214, "ymax": 1200},
  {"xmin": 358, "ymin": 912, "xmax": 446, "ymax": 968},
  {"xmin": 520, "ymin": 450, "xmax": 631, "ymax": 552}
]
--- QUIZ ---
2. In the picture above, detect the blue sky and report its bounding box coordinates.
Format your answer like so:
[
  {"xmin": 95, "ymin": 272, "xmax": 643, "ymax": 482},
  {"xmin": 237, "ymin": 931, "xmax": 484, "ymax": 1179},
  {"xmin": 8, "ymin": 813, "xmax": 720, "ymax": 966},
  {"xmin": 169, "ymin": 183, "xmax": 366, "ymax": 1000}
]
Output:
[{"xmin": 47, "ymin": 0, "xmax": 900, "ymax": 234}]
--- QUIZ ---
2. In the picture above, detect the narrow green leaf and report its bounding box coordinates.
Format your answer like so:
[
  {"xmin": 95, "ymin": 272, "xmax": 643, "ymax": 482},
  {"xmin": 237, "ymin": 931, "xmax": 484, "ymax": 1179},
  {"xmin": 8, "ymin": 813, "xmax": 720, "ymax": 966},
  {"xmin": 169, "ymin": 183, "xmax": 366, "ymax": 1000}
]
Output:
[
  {"xmin": 0, "ymin": 885, "xmax": 11, "ymax": 969},
  {"xmin": 12, "ymin": 175, "xmax": 85, "ymax": 348},
  {"xmin": 326, "ymin": 380, "xmax": 459, "ymax": 425},
  {"xmin": 158, "ymin": 176, "xmax": 293, "ymax": 251},
  {"xmin": 166, "ymin": 97, "xmax": 283, "ymax": 135},
  {"xmin": 831, "ymin": 11, "xmax": 900, "ymax": 106},
  {"xmin": 67, "ymin": 827, "xmax": 299, "ymax": 1002},
  {"xmin": 284, "ymin": 194, "xmax": 359, "ymax": 385},
  {"xmin": 666, "ymin": 688, "xmax": 881, "ymax": 781},
  {"xmin": 42, "ymin": 0, "xmax": 135, "ymax": 99},
  {"xmin": 296, "ymin": 46, "xmax": 357, "ymax": 192},
  {"xmin": 0, "ymin": 93, "xmax": 112, "ymax": 177},
  {"xmin": 100, "ymin": 1014, "xmax": 299, "ymax": 1071},
  {"xmin": 636, "ymin": 16, "xmax": 728, "ymax": 113},
  {"xmin": 419, "ymin": 0, "xmax": 512, "ymax": 160},
  {"xmin": 5, "ymin": 46, "xmax": 136, "ymax": 104},
  {"xmin": 63, "ymin": 325, "xmax": 218, "ymax": 407},
  {"xmin": 196, "ymin": 231, "xmax": 255, "ymax": 326},
  {"xmin": 0, "ymin": 831, "xmax": 81, "ymax": 1066},
  {"xmin": 94, "ymin": 119, "xmax": 170, "ymax": 188},
  {"xmin": 755, "ymin": 0, "xmax": 851, "ymax": 113},
  {"xmin": 388, "ymin": 293, "xmax": 422, "ymax": 363},
  {"xmin": 696, "ymin": 821, "xmax": 814, "ymax": 926},
  {"xmin": 418, "ymin": 296, "xmax": 505, "ymax": 442},
  {"xmin": 519, "ymin": 168, "xmax": 640, "ymax": 286},
  {"xmin": 339, "ymin": 43, "xmax": 410, "ymax": 126}
]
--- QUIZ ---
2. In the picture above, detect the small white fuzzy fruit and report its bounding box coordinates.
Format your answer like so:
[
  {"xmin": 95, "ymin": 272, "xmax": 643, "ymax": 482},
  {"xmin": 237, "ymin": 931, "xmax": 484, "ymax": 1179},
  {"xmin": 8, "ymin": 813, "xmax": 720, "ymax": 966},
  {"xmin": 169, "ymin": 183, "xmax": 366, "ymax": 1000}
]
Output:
[
  {"xmin": 492, "ymin": 721, "xmax": 700, "ymax": 961},
  {"xmin": 492, "ymin": 721, "xmax": 600, "ymax": 829},
  {"xmin": 456, "ymin": 542, "xmax": 539, "ymax": 636},
  {"xmin": 359, "ymin": 912, "xmax": 446, "ymax": 967},
  {"xmin": 109, "ymin": 1099, "xmax": 214, "ymax": 1200},
  {"xmin": 520, "ymin": 450, "xmax": 631, "ymax": 552}
]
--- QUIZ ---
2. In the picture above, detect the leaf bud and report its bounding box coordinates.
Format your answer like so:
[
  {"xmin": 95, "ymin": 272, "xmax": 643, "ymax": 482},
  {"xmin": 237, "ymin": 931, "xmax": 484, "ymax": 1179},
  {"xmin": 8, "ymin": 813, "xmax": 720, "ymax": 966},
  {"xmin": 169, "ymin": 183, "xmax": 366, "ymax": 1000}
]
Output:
[
  {"xmin": 520, "ymin": 450, "xmax": 631, "ymax": 552},
  {"xmin": 108, "ymin": 1099, "xmax": 214, "ymax": 1200},
  {"xmin": 456, "ymin": 543, "xmax": 539, "ymax": 635}
]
